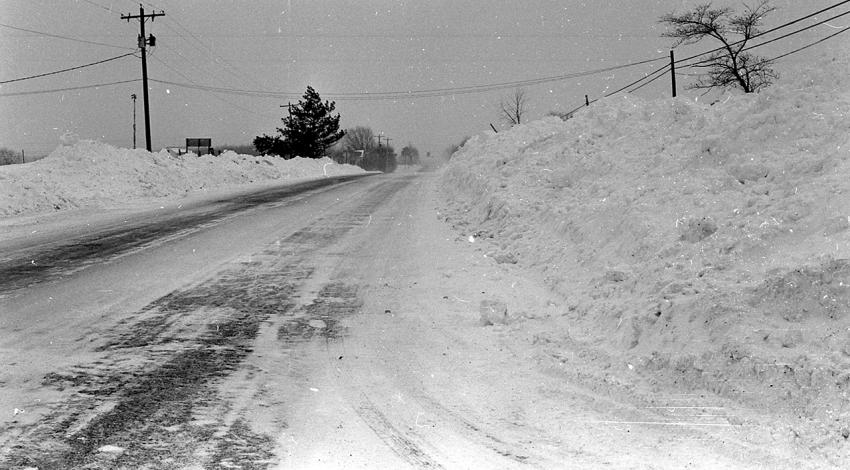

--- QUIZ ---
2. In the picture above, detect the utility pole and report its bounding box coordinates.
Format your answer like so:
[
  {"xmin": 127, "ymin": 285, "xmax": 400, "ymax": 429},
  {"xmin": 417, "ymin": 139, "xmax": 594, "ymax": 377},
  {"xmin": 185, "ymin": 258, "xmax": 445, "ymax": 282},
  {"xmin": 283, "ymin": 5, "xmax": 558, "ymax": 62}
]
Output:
[
  {"xmin": 122, "ymin": 5, "xmax": 164, "ymax": 152},
  {"xmin": 280, "ymin": 101, "xmax": 293, "ymax": 118},
  {"xmin": 670, "ymin": 50, "xmax": 677, "ymax": 98},
  {"xmin": 383, "ymin": 137, "xmax": 393, "ymax": 172},
  {"xmin": 131, "ymin": 93, "xmax": 137, "ymax": 149}
]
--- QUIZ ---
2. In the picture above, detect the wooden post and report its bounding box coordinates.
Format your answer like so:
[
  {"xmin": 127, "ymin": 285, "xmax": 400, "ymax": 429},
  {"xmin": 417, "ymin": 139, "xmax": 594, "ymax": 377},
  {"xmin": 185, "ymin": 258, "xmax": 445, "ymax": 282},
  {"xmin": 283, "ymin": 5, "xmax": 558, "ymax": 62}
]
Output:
[
  {"xmin": 585, "ymin": 94, "xmax": 590, "ymax": 106},
  {"xmin": 670, "ymin": 50, "xmax": 677, "ymax": 98}
]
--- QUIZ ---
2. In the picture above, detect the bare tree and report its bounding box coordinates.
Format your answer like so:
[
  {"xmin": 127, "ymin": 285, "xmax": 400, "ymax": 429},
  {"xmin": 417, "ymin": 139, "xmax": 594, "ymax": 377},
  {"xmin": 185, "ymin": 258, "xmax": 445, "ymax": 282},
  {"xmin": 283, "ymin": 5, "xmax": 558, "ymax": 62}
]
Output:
[
  {"xmin": 342, "ymin": 126, "xmax": 376, "ymax": 152},
  {"xmin": 660, "ymin": 1, "xmax": 778, "ymax": 93},
  {"xmin": 400, "ymin": 144, "xmax": 420, "ymax": 165},
  {"xmin": 499, "ymin": 88, "xmax": 529, "ymax": 126}
]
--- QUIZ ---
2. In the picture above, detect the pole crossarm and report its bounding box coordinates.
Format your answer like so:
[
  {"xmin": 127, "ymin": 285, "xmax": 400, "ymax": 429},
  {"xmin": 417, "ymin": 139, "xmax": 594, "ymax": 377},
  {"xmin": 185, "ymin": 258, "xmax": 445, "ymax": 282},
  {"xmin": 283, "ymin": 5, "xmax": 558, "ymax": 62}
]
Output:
[{"xmin": 120, "ymin": 9, "xmax": 165, "ymax": 23}]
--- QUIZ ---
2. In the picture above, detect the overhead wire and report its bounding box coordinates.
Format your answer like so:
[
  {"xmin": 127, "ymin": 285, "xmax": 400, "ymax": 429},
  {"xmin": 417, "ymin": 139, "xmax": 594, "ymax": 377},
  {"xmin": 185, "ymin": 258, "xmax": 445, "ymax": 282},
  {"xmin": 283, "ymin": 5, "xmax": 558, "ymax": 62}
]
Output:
[
  {"xmin": 125, "ymin": 1, "xmax": 850, "ymax": 104},
  {"xmin": 157, "ymin": 21, "xmax": 265, "ymax": 90},
  {"xmin": 0, "ymin": 78, "xmax": 140, "ymax": 97},
  {"xmin": 680, "ymin": 7, "xmax": 850, "ymax": 70},
  {"xmin": 0, "ymin": 52, "xmax": 137, "ymax": 84},
  {"xmin": 627, "ymin": 66, "xmax": 673, "ymax": 93},
  {"xmin": 0, "ymin": 22, "xmax": 134, "ymax": 50},
  {"xmin": 764, "ymin": 22, "xmax": 850, "ymax": 62},
  {"xmin": 148, "ymin": 53, "xmax": 278, "ymax": 118},
  {"xmin": 328, "ymin": 56, "xmax": 668, "ymax": 98},
  {"xmin": 78, "ymin": 0, "xmax": 119, "ymax": 13},
  {"xmin": 673, "ymin": 0, "xmax": 850, "ymax": 66},
  {"xmin": 132, "ymin": 0, "xmax": 267, "ymax": 91},
  {"xmin": 4, "ymin": 0, "xmax": 848, "ymax": 115},
  {"xmin": 144, "ymin": 55, "xmax": 668, "ymax": 102},
  {"xmin": 564, "ymin": 62, "xmax": 671, "ymax": 115},
  {"xmin": 76, "ymin": 0, "xmax": 275, "ymax": 117},
  {"xmin": 571, "ymin": 0, "xmax": 850, "ymax": 112}
]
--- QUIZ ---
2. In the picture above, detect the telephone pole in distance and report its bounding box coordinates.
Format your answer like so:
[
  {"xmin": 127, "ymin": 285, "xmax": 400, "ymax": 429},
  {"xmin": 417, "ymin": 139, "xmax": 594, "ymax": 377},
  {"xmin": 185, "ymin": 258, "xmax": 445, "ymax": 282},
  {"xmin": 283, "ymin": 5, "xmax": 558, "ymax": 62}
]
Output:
[
  {"xmin": 122, "ymin": 5, "xmax": 165, "ymax": 152},
  {"xmin": 131, "ymin": 93, "xmax": 137, "ymax": 149}
]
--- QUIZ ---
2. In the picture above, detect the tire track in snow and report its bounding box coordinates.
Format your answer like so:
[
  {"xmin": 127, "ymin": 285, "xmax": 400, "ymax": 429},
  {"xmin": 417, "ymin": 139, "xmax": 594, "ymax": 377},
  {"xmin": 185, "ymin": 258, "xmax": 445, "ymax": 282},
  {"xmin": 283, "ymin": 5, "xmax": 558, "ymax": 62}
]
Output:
[{"xmin": 2, "ymin": 176, "xmax": 415, "ymax": 469}]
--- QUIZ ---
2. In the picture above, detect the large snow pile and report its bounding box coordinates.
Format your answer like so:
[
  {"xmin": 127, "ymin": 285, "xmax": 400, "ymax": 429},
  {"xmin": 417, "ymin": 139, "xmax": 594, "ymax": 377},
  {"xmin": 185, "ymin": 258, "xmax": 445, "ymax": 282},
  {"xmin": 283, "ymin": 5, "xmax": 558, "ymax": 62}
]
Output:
[
  {"xmin": 0, "ymin": 142, "xmax": 365, "ymax": 217},
  {"xmin": 441, "ymin": 54, "xmax": 850, "ymax": 454}
]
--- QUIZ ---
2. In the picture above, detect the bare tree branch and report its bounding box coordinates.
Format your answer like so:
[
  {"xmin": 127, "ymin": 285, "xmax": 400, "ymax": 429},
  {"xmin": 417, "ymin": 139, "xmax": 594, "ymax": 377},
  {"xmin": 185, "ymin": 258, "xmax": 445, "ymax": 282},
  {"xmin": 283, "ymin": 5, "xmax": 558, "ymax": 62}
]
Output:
[
  {"xmin": 499, "ymin": 88, "xmax": 529, "ymax": 126},
  {"xmin": 342, "ymin": 126, "xmax": 376, "ymax": 152},
  {"xmin": 660, "ymin": 1, "xmax": 778, "ymax": 93}
]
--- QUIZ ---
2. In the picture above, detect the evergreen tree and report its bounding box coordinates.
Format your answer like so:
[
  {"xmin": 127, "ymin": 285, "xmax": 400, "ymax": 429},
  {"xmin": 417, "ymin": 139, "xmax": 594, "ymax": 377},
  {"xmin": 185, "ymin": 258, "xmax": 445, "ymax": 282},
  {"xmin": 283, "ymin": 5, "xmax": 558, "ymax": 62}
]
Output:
[{"xmin": 253, "ymin": 86, "xmax": 345, "ymax": 158}]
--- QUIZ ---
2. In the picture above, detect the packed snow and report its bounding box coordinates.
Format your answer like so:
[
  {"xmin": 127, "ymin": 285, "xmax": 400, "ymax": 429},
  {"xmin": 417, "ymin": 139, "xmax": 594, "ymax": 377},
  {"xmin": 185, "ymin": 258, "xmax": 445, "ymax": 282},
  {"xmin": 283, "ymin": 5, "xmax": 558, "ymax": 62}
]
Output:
[
  {"xmin": 0, "ymin": 141, "xmax": 365, "ymax": 218},
  {"xmin": 440, "ymin": 53, "xmax": 850, "ymax": 460}
]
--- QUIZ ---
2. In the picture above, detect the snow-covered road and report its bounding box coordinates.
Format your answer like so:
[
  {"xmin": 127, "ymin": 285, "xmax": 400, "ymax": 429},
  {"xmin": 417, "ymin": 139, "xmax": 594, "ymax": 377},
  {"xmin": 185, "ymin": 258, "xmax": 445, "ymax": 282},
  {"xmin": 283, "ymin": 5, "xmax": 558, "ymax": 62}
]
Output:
[{"xmin": 0, "ymin": 171, "xmax": 833, "ymax": 468}]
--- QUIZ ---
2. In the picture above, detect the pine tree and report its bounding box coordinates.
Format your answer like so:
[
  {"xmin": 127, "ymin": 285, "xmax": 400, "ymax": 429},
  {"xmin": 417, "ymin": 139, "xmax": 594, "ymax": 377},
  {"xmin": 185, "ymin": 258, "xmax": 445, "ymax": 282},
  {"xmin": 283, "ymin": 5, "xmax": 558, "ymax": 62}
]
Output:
[{"xmin": 254, "ymin": 86, "xmax": 345, "ymax": 158}]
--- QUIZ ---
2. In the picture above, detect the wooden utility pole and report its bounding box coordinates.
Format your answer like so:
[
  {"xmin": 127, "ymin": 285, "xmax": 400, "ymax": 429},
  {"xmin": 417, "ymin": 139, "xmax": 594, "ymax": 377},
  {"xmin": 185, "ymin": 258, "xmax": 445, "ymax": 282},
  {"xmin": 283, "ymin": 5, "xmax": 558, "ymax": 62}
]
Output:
[
  {"xmin": 122, "ymin": 5, "xmax": 164, "ymax": 152},
  {"xmin": 131, "ymin": 93, "xmax": 137, "ymax": 149},
  {"xmin": 280, "ymin": 102, "xmax": 292, "ymax": 118},
  {"xmin": 383, "ymin": 137, "xmax": 393, "ymax": 172},
  {"xmin": 670, "ymin": 50, "xmax": 677, "ymax": 98}
]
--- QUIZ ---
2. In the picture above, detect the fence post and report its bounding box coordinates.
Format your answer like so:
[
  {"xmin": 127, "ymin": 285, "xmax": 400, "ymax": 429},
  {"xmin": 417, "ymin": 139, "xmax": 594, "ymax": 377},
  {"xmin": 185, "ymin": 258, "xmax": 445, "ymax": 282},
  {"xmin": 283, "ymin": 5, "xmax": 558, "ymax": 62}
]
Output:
[
  {"xmin": 21, "ymin": 149, "xmax": 25, "ymax": 164},
  {"xmin": 585, "ymin": 94, "xmax": 590, "ymax": 106},
  {"xmin": 670, "ymin": 50, "xmax": 677, "ymax": 98}
]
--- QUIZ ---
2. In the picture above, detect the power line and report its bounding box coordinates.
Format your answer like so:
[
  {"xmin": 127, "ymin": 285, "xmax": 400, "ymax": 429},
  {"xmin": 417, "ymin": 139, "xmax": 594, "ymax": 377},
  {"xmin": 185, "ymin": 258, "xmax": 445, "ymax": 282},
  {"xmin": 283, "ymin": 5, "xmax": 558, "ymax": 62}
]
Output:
[
  {"xmin": 0, "ymin": 79, "xmax": 140, "ymax": 97},
  {"xmin": 682, "ymin": 7, "xmax": 850, "ymax": 70},
  {"xmin": 343, "ymin": 56, "xmax": 668, "ymax": 97},
  {"xmin": 149, "ymin": 55, "xmax": 278, "ymax": 119},
  {"xmin": 145, "ymin": 55, "xmax": 668, "ymax": 102},
  {"xmin": 158, "ymin": 22, "xmax": 265, "ymax": 90},
  {"xmin": 765, "ymin": 22, "xmax": 850, "ymax": 62},
  {"xmin": 0, "ymin": 52, "xmax": 137, "ymax": 84},
  {"xmin": 740, "ymin": 8, "xmax": 850, "ymax": 54},
  {"xmin": 628, "ymin": 66, "xmax": 673, "ymax": 94},
  {"xmin": 576, "ymin": 19, "xmax": 849, "ymax": 112},
  {"xmin": 0, "ymin": 22, "xmax": 134, "ymax": 50},
  {"xmin": 675, "ymin": 0, "xmax": 850, "ymax": 66},
  {"xmin": 151, "ymin": 7, "xmax": 266, "ymax": 91},
  {"xmin": 78, "ymin": 0, "xmax": 119, "ymax": 13},
  {"xmin": 571, "ymin": 0, "xmax": 850, "ymax": 111},
  {"xmin": 600, "ymin": 63, "xmax": 671, "ymax": 100}
]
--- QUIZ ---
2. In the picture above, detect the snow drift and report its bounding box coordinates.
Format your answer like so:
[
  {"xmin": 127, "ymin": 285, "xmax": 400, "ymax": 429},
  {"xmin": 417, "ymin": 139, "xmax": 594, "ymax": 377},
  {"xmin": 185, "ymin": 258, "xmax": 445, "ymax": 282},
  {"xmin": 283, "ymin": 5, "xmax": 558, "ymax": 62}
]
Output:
[
  {"xmin": 0, "ymin": 142, "xmax": 365, "ymax": 218},
  {"xmin": 440, "ymin": 53, "xmax": 850, "ymax": 455}
]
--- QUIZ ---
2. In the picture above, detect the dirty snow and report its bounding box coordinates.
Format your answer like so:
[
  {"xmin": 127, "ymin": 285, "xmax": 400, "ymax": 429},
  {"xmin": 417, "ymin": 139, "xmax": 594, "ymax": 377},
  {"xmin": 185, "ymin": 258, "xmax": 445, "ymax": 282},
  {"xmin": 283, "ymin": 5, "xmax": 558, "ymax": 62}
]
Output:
[
  {"xmin": 440, "ymin": 53, "xmax": 850, "ymax": 462},
  {"xmin": 0, "ymin": 141, "xmax": 365, "ymax": 218}
]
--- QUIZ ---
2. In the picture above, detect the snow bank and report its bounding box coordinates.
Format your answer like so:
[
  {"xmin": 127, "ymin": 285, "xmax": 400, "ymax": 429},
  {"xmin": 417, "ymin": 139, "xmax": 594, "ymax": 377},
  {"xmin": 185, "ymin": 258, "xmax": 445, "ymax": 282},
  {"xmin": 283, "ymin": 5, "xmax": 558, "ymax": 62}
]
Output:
[
  {"xmin": 0, "ymin": 142, "xmax": 365, "ymax": 217},
  {"xmin": 440, "ymin": 53, "xmax": 850, "ymax": 452}
]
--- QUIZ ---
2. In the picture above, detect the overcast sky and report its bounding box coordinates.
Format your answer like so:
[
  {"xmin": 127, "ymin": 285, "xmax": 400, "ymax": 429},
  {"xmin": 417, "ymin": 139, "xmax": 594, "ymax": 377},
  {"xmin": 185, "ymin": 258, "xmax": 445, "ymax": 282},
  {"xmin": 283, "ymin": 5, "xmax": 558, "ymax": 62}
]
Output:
[{"xmin": 0, "ymin": 0, "xmax": 845, "ymax": 157}]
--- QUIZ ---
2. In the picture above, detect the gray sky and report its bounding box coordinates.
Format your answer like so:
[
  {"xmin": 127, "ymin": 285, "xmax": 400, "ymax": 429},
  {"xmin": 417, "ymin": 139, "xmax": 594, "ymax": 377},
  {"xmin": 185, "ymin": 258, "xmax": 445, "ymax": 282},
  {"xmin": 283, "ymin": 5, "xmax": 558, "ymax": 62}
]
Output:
[{"xmin": 0, "ymin": 0, "xmax": 845, "ymax": 157}]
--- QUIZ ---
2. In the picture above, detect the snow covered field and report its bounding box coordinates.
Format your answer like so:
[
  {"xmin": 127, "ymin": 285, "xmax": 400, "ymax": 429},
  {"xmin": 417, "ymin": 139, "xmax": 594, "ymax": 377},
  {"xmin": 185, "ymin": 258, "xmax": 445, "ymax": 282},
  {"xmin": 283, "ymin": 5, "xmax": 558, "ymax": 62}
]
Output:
[
  {"xmin": 440, "ymin": 53, "xmax": 850, "ymax": 459},
  {"xmin": 0, "ymin": 141, "xmax": 365, "ymax": 218}
]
